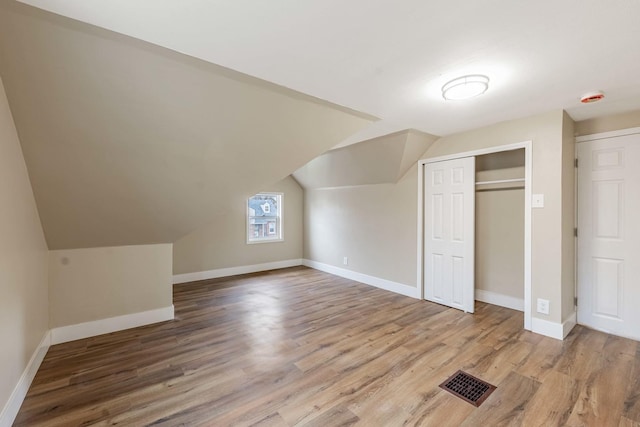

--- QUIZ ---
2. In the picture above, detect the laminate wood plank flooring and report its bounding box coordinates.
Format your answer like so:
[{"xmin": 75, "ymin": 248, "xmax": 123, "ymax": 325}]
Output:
[{"xmin": 14, "ymin": 266, "xmax": 640, "ymax": 426}]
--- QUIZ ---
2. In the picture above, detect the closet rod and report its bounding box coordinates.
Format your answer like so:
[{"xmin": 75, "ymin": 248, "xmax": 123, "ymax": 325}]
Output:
[
  {"xmin": 475, "ymin": 178, "xmax": 525, "ymax": 186},
  {"xmin": 476, "ymin": 185, "xmax": 524, "ymax": 192}
]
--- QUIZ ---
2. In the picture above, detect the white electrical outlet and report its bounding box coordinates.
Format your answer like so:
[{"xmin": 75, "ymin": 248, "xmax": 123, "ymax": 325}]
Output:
[
  {"xmin": 536, "ymin": 298, "xmax": 550, "ymax": 315},
  {"xmin": 343, "ymin": 257, "xmax": 348, "ymax": 265}
]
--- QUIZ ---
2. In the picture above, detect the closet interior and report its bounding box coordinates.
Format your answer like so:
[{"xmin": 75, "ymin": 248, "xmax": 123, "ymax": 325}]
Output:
[{"xmin": 475, "ymin": 149, "xmax": 525, "ymax": 311}]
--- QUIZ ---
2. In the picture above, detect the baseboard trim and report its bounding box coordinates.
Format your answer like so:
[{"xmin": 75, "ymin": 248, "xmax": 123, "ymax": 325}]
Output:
[
  {"xmin": 50, "ymin": 305, "xmax": 175, "ymax": 345},
  {"xmin": 563, "ymin": 312, "xmax": 577, "ymax": 338},
  {"xmin": 173, "ymin": 259, "xmax": 303, "ymax": 284},
  {"xmin": 475, "ymin": 289, "xmax": 524, "ymax": 312},
  {"xmin": 302, "ymin": 259, "xmax": 419, "ymax": 299},
  {"xmin": 531, "ymin": 314, "xmax": 575, "ymax": 341},
  {"xmin": 0, "ymin": 331, "xmax": 51, "ymax": 427}
]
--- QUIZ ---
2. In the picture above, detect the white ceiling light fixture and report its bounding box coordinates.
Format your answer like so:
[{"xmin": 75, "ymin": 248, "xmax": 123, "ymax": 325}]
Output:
[{"xmin": 442, "ymin": 75, "xmax": 490, "ymax": 101}]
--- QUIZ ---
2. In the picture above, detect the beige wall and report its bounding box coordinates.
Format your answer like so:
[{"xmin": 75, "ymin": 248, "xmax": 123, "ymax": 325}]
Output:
[
  {"xmin": 475, "ymin": 159, "xmax": 525, "ymax": 300},
  {"xmin": 475, "ymin": 151, "xmax": 525, "ymax": 300},
  {"xmin": 304, "ymin": 110, "xmax": 574, "ymax": 324},
  {"xmin": 423, "ymin": 110, "xmax": 567, "ymax": 323},
  {"xmin": 48, "ymin": 244, "xmax": 172, "ymax": 327},
  {"xmin": 173, "ymin": 176, "xmax": 303, "ymax": 275},
  {"xmin": 575, "ymin": 109, "xmax": 640, "ymax": 136},
  {"xmin": 294, "ymin": 130, "xmax": 437, "ymax": 189},
  {"xmin": 304, "ymin": 166, "xmax": 418, "ymax": 286},
  {"xmin": 0, "ymin": 1, "xmax": 373, "ymax": 250},
  {"xmin": 0, "ymin": 77, "xmax": 49, "ymax": 412},
  {"xmin": 475, "ymin": 189, "xmax": 524, "ymax": 299}
]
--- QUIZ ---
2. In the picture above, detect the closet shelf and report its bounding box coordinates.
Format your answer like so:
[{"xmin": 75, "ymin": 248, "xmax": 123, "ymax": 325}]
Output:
[{"xmin": 475, "ymin": 178, "xmax": 525, "ymax": 186}]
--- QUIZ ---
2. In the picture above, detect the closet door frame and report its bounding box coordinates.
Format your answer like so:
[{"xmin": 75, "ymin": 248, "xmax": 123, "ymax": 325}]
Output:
[{"xmin": 417, "ymin": 141, "xmax": 533, "ymax": 331}]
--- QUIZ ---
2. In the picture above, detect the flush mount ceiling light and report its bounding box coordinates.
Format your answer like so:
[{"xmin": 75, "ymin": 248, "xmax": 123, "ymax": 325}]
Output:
[{"xmin": 442, "ymin": 75, "xmax": 490, "ymax": 100}]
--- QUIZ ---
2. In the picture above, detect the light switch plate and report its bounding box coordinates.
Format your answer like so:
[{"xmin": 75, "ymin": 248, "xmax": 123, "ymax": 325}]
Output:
[{"xmin": 532, "ymin": 194, "xmax": 544, "ymax": 208}]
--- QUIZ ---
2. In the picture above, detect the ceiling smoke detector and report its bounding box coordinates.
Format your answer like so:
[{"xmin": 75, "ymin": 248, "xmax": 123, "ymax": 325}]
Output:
[{"xmin": 580, "ymin": 91, "xmax": 605, "ymax": 104}]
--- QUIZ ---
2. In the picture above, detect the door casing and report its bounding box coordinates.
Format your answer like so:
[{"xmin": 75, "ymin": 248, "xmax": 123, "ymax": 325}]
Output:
[
  {"xmin": 575, "ymin": 126, "xmax": 640, "ymax": 341},
  {"xmin": 417, "ymin": 140, "xmax": 532, "ymax": 330}
]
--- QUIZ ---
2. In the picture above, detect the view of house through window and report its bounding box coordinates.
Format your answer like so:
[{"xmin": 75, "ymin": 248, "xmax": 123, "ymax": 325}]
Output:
[{"xmin": 247, "ymin": 193, "xmax": 283, "ymax": 243}]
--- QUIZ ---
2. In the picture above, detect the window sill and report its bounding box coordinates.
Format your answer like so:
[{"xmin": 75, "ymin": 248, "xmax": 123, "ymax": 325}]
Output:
[{"xmin": 246, "ymin": 238, "xmax": 284, "ymax": 245}]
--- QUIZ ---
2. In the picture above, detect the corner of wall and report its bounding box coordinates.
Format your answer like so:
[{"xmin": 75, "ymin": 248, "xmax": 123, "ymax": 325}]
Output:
[
  {"xmin": 0, "ymin": 331, "xmax": 50, "ymax": 427},
  {"xmin": 561, "ymin": 111, "xmax": 576, "ymax": 324},
  {"xmin": 0, "ymin": 74, "xmax": 51, "ymax": 427},
  {"xmin": 48, "ymin": 244, "xmax": 174, "ymax": 332},
  {"xmin": 173, "ymin": 176, "xmax": 303, "ymax": 275}
]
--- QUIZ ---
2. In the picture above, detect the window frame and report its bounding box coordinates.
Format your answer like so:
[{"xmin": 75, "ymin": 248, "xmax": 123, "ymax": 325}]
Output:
[{"xmin": 246, "ymin": 192, "xmax": 284, "ymax": 244}]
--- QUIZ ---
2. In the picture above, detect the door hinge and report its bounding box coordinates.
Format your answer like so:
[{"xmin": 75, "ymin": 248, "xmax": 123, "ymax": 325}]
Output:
[
  {"xmin": 574, "ymin": 227, "xmax": 578, "ymax": 237},
  {"xmin": 574, "ymin": 296, "xmax": 578, "ymax": 306},
  {"xmin": 575, "ymin": 158, "xmax": 578, "ymax": 168}
]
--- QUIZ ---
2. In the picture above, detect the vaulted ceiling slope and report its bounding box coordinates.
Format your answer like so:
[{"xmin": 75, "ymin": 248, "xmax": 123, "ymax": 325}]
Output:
[
  {"xmin": 294, "ymin": 130, "xmax": 437, "ymax": 189},
  {"xmin": 14, "ymin": 0, "xmax": 640, "ymax": 140},
  {"xmin": 0, "ymin": 2, "xmax": 374, "ymax": 249}
]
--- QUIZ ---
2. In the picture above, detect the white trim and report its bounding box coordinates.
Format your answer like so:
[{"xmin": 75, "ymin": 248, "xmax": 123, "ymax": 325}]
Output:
[
  {"xmin": 531, "ymin": 317, "xmax": 563, "ymax": 340},
  {"xmin": 50, "ymin": 305, "xmax": 174, "ymax": 345},
  {"xmin": 246, "ymin": 192, "xmax": 284, "ymax": 244},
  {"xmin": 0, "ymin": 331, "xmax": 51, "ymax": 427},
  {"xmin": 475, "ymin": 289, "xmax": 524, "ymax": 312},
  {"xmin": 577, "ymin": 323, "xmax": 640, "ymax": 342},
  {"xmin": 563, "ymin": 312, "xmax": 577, "ymax": 338},
  {"xmin": 524, "ymin": 141, "xmax": 532, "ymax": 330},
  {"xmin": 172, "ymin": 259, "xmax": 302, "ymax": 284},
  {"xmin": 417, "ymin": 140, "xmax": 533, "ymax": 331},
  {"xmin": 417, "ymin": 154, "xmax": 424, "ymax": 300},
  {"xmin": 302, "ymin": 259, "xmax": 419, "ymax": 299},
  {"xmin": 531, "ymin": 313, "xmax": 576, "ymax": 340},
  {"xmin": 574, "ymin": 139, "xmax": 580, "ymax": 336},
  {"xmin": 575, "ymin": 126, "xmax": 640, "ymax": 143}
]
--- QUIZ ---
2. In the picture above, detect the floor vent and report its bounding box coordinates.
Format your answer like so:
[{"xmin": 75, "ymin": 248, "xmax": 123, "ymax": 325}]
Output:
[{"xmin": 439, "ymin": 370, "xmax": 496, "ymax": 407}]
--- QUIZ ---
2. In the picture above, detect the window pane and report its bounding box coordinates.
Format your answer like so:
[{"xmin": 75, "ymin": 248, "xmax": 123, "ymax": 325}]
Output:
[{"xmin": 247, "ymin": 193, "xmax": 282, "ymax": 243}]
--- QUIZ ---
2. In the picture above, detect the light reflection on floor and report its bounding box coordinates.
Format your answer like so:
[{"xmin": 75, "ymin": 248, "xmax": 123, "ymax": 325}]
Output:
[{"xmin": 241, "ymin": 285, "xmax": 288, "ymax": 368}]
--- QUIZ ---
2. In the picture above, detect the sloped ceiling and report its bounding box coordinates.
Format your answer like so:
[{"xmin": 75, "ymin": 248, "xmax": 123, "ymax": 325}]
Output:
[
  {"xmin": 293, "ymin": 130, "xmax": 437, "ymax": 189},
  {"xmin": 0, "ymin": 2, "xmax": 374, "ymax": 249},
  {"xmin": 14, "ymin": 0, "xmax": 640, "ymax": 140}
]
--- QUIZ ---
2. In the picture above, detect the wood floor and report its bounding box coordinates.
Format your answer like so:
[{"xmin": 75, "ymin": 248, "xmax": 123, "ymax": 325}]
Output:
[{"xmin": 14, "ymin": 266, "xmax": 640, "ymax": 426}]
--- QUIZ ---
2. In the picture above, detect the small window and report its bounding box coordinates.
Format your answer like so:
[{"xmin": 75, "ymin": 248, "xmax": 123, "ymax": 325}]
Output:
[{"xmin": 247, "ymin": 193, "xmax": 283, "ymax": 243}]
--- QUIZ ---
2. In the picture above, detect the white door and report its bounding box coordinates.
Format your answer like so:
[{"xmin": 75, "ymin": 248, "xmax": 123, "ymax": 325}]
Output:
[
  {"xmin": 577, "ymin": 133, "xmax": 640, "ymax": 340},
  {"xmin": 424, "ymin": 157, "xmax": 475, "ymax": 313}
]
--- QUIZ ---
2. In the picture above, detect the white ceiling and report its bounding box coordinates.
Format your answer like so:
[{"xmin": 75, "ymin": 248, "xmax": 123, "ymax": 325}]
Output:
[{"xmin": 16, "ymin": 0, "xmax": 640, "ymax": 140}]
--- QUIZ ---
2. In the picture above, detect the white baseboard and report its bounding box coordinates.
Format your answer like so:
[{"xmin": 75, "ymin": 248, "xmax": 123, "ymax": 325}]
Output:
[
  {"xmin": 531, "ymin": 317, "xmax": 563, "ymax": 340},
  {"xmin": 173, "ymin": 259, "xmax": 303, "ymax": 284},
  {"xmin": 50, "ymin": 305, "xmax": 175, "ymax": 345},
  {"xmin": 531, "ymin": 312, "xmax": 576, "ymax": 340},
  {"xmin": 302, "ymin": 259, "xmax": 419, "ymax": 299},
  {"xmin": 563, "ymin": 312, "xmax": 577, "ymax": 338},
  {"xmin": 475, "ymin": 289, "xmax": 524, "ymax": 312},
  {"xmin": 0, "ymin": 331, "xmax": 51, "ymax": 427}
]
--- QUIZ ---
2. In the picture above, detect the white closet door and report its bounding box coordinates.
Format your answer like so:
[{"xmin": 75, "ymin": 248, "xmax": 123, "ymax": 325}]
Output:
[
  {"xmin": 424, "ymin": 157, "xmax": 475, "ymax": 313},
  {"xmin": 577, "ymin": 133, "xmax": 640, "ymax": 340}
]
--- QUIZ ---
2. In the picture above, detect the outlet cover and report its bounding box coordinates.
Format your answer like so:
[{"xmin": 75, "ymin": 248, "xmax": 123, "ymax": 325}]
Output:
[
  {"xmin": 343, "ymin": 257, "xmax": 348, "ymax": 265},
  {"xmin": 536, "ymin": 298, "xmax": 550, "ymax": 315}
]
